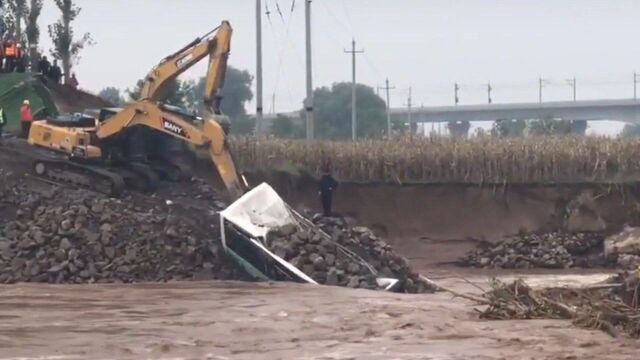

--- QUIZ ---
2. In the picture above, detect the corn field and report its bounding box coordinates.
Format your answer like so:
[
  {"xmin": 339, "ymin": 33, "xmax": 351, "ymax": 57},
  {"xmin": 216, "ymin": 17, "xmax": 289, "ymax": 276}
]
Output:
[{"xmin": 231, "ymin": 135, "xmax": 640, "ymax": 184}]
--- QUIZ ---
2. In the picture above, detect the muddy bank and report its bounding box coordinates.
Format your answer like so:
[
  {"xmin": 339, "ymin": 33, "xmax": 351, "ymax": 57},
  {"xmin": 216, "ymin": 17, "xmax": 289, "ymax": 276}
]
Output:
[{"xmin": 248, "ymin": 171, "xmax": 640, "ymax": 266}]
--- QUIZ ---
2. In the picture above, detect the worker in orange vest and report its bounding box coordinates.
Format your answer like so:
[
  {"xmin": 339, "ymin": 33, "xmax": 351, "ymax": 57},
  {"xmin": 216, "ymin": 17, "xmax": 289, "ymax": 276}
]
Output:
[
  {"xmin": 15, "ymin": 43, "xmax": 26, "ymax": 73},
  {"xmin": 4, "ymin": 39, "xmax": 17, "ymax": 72},
  {"xmin": 20, "ymin": 99, "xmax": 33, "ymax": 138}
]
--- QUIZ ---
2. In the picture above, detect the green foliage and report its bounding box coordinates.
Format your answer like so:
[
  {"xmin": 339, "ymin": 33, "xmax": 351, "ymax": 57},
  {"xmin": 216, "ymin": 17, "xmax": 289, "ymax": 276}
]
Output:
[
  {"xmin": 232, "ymin": 116, "xmax": 256, "ymax": 135},
  {"xmin": 186, "ymin": 66, "xmax": 254, "ymax": 120},
  {"xmin": 48, "ymin": 0, "xmax": 93, "ymax": 83},
  {"xmin": 271, "ymin": 114, "xmax": 304, "ymax": 139},
  {"xmin": 491, "ymin": 119, "xmax": 526, "ymax": 137},
  {"xmin": 491, "ymin": 119, "xmax": 586, "ymax": 137},
  {"xmin": 392, "ymin": 119, "xmax": 408, "ymax": 134},
  {"xmin": 220, "ymin": 67, "xmax": 253, "ymax": 119},
  {"xmin": 570, "ymin": 120, "xmax": 587, "ymax": 135},
  {"xmin": 161, "ymin": 79, "xmax": 191, "ymax": 108},
  {"xmin": 98, "ymin": 87, "xmax": 124, "ymax": 106},
  {"xmin": 313, "ymin": 82, "xmax": 386, "ymax": 140},
  {"xmin": 126, "ymin": 79, "xmax": 143, "ymax": 102},
  {"xmin": 473, "ymin": 128, "xmax": 488, "ymax": 137},
  {"xmin": 182, "ymin": 66, "xmax": 254, "ymax": 134},
  {"xmin": 621, "ymin": 123, "xmax": 640, "ymax": 138},
  {"xmin": 5, "ymin": 0, "xmax": 27, "ymax": 43},
  {"xmin": 524, "ymin": 118, "xmax": 573, "ymax": 136},
  {"xmin": 447, "ymin": 120, "xmax": 470, "ymax": 138},
  {"xmin": 127, "ymin": 78, "xmax": 190, "ymax": 108},
  {"xmin": 24, "ymin": 0, "xmax": 43, "ymax": 69}
]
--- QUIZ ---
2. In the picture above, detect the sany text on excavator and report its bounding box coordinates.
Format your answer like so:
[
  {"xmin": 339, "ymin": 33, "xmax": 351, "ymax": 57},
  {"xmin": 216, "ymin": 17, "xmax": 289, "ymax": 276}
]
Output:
[{"xmin": 26, "ymin": 21, "xmax": 246, "ymax": 200}]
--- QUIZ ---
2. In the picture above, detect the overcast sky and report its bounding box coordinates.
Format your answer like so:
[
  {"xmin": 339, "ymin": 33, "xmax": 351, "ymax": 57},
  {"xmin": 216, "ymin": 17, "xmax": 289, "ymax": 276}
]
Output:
[{"xmin": 36, "ymin": 0, "xmax": 640, "ymax": 133}]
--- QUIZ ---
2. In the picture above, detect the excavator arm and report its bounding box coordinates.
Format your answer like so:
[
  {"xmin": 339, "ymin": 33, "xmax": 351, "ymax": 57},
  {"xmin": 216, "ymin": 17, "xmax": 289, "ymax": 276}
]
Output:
[
  {"xmin": 95, "ymin": 20, "xmax": 246, "ymax": 200},
  {"xmin": 140, "ymin": 20, "xmax": 232, "ymax": 115},
  {"xmin": 95, "ymin": 100, "xmax": 246, "ymax": 200}
]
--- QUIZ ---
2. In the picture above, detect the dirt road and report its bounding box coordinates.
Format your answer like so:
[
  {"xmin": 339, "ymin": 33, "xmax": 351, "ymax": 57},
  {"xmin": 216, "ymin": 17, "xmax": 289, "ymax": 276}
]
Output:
[{"xmin": 0, "ymin": 273, "xmax": 636, "ymax": 360}]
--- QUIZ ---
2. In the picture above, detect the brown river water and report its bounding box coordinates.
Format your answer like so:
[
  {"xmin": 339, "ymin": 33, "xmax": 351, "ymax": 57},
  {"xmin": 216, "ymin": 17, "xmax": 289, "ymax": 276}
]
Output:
[{"xmin": 0, "ymin": 272, "xmax": 637, "ymax": 360}]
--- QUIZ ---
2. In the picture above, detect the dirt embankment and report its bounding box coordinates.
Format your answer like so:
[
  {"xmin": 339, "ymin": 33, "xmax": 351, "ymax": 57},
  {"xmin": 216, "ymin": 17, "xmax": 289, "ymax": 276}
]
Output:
[
  {"xmin": 248, "ymin": 171, "xmax": 640, "ymax": 268},
  {"xmin": 45, "ymin": 82, "xmax": 113, "ymax": 113}
]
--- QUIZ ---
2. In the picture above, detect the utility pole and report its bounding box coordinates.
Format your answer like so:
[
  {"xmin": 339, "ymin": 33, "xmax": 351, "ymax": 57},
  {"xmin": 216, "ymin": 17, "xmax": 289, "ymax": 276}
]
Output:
[
  {"xmin": 567, "ymin": 77, "xmax": 576, "ymax": 101},
  {"xmin": 271, "ymin": 93, "xmax": 276, "ymax": 114},
  {"xmin": 378, "ymin": 78, "xmax": 395, "ymax": 137},
  {"xmin": 344, "ymin": 39, "xmax": 364, "ymax": 140},
  {"xmin": 634, "ymin": 72, "xmax": 639, "ymax": 100},
  {"xmin": 454, "ymin": 82, "xmax": 460, "ymax": 105},
  {"xmin": 487, "ymin": 82, "xmax": 492, "ymax": 104},
  {"xmin": 538, "ymin": 77, "xmax": 547, "ymax": 103},
  {"xmin": 406, "ymin": 87, "xmax": 415, "ymax": 134},
  {"xmin": 255, "ymin": 0, "xmax": 263, "ymax": 136},
  {"xmin": 305, "ymin": 0, "xmax": 314, "ymax": 140}
]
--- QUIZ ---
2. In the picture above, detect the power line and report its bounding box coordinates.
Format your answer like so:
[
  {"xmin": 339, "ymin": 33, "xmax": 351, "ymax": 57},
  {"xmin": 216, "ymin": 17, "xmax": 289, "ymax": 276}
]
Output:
[
  {"xmin": 275, "ymin": 0, "xmax": 285, "ymax": 22},
  {"xmin": 264, "ymin": 0, "xmax": 297, "ymax": 113},
  {"xmin": 341, "ymin": 0, "xmax": 355, "ymax": 36}
]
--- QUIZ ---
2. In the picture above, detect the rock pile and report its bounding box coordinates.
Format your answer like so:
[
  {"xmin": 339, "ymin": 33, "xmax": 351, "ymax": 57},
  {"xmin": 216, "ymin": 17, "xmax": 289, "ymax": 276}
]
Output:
[
  {"xmin": 464, "ymin": 232, "xmax": 606, "ymax": 269},
  {"xmin": 604, "ymin": 227, "xmax": 640, "ymax": 270},
  {"xmin": 0, "ymin": 181, "xmax": 247, "ymax": 284},
  {"xmin": 266, "ymin": 215, "xmax": 434, "ymax": 293}
]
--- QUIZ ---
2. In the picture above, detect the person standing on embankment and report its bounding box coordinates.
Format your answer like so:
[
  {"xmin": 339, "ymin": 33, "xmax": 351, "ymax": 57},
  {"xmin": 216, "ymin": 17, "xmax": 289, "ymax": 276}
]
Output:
[
  {"xmin": 20, "ymin": 100, "xmax": 33, "ymax": 138},
  {"xmin": 319, "ymin": 164, "xmax": 339, "ymax": 217}
]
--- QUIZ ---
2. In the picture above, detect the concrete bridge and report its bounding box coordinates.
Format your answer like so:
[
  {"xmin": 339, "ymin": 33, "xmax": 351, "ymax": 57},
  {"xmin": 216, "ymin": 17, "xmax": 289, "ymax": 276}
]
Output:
[{"xmin": 390, "ymin": 98, "xmax": 640, "ymax": 124}]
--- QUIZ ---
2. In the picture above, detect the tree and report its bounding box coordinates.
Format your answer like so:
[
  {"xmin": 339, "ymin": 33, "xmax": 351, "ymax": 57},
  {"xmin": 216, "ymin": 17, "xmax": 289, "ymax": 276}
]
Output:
[
  {"xmin": 48, "ymin": 0, "xmax": 93, "ymax": 84},
  {"xmin": 128, "ymin": 77, "xmax": 198, "ymax": 111},
  {"xmin": 313, "ymin": 82, "xmax": 386, "ymax": 140},
  {"xmin": 524, "ymin": 118, "xmax": 574, "ymax": 136},
  {"xmin": 569, "ymin": 120, "xmax": 587, "ymax": 135},
  {"xmin": 491, "ymin": 119, "xmax": 526, "ymax": 137},
  {"xmin": 5, "ymin": 0, "xmax": 26, "ymax": 42},
  {"xmin": 98, "ymin": 87, "xmax": 125, "ymax": 106},
  {"xmin": 187, "ymin": 66, "xmax": 254, "ymax": 119},
  {"xmin": 161, "ymin": 79, "xmax": 191, "ymax": 108},
  {"xmin": 447, "ymin": 120, "xmax": 470, "ymax": 138},
  {"xmin": 23, "ymin": 0, "xmax": 43, "ymax": 71},
  {"xmin": 126, "ymin": 79, "xmax": 144, "ymax": 102},
  {"xmin": 621, "ymin": 123, "xmax": 640, "ymax": 138},
  {"xmin": 271, "ymin": 114, "xmax": 304, "ymax": 139},
  {"xmin": 185, "ymin": 66, "xmax": 255, "ymax": 134},
  {"xmin": 0, "ymin": 3, "xmax": 5, "ymax": 36}
]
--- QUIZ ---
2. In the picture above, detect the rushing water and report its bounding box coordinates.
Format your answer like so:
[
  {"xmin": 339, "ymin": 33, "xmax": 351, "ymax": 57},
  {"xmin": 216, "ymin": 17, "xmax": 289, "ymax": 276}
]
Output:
[{"xmin": 0, "ymin": 273, "xmax": 634, "ymax": 360}]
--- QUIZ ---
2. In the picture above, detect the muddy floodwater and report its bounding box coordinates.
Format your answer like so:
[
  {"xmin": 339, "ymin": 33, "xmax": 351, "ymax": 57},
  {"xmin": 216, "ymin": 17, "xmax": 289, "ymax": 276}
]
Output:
[{"xmin": 0, "ymin": 272, "xmax": 636, "ymax": 360}]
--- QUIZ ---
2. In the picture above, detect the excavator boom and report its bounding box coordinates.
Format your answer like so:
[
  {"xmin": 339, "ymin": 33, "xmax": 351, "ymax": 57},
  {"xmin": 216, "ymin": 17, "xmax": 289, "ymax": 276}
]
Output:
[{"xmin": 140, "ymin": 20, "xmax": 232, "ymax": 114}]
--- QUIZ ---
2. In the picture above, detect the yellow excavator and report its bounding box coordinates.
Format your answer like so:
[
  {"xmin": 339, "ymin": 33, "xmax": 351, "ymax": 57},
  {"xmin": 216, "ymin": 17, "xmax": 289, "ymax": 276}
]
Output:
[{"xmin": 26, "ymin": 21, "xmax": 246, "ymax": 199}]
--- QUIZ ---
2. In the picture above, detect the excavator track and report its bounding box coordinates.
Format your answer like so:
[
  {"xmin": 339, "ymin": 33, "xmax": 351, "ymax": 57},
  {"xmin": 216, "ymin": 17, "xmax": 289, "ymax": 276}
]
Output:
[
  {"xmin": 122, "ymin": 162, "xmax": 160, "ymax": 192},
  {"xmin": 148, "ymin": 158, "xmax": 191, "ymax": 182},
  {"xmin": 33, "ymin": 158, "xmax": 125, "ymax": 197}
]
